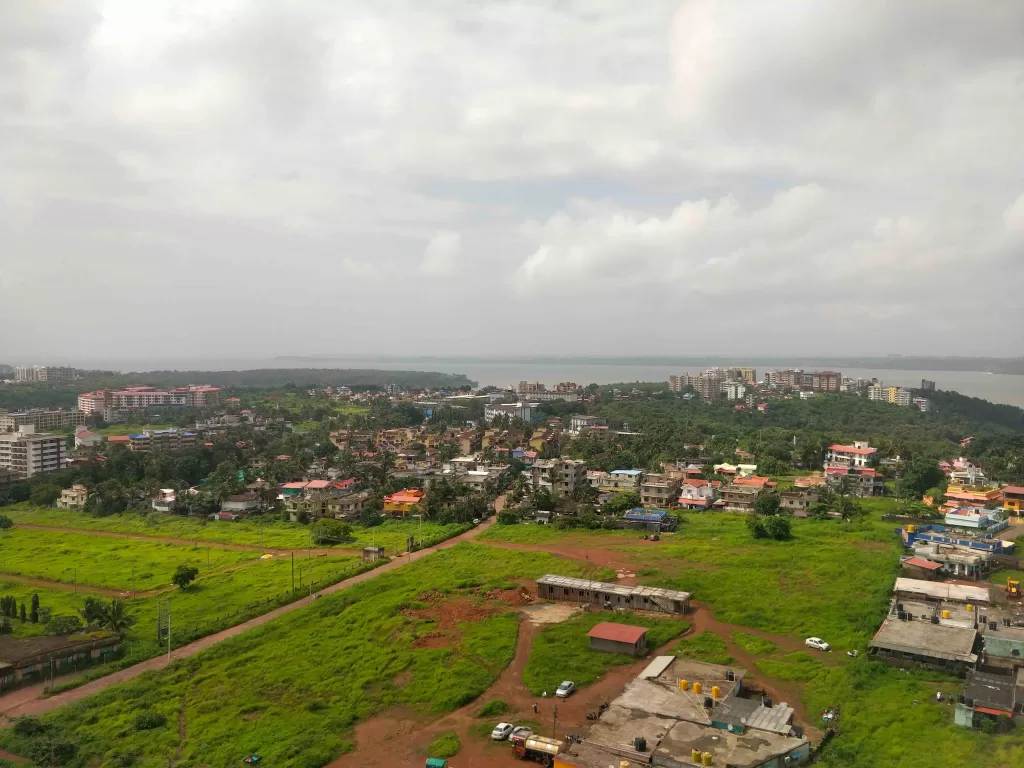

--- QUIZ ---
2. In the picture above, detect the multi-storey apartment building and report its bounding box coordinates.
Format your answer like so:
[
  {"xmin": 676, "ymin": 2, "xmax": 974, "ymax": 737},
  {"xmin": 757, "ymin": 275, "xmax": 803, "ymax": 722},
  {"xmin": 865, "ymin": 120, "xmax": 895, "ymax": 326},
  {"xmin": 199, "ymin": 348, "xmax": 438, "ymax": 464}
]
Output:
[
  {"xmin": 127, "ymin": 429, "xmax": 197, "ymax": 453},
  {"xmin": 530, "ymin": 458, "xmax": 588, "ymax": 495},
  {"xmin": 0, "ymin": 409, "xmax": 85, "ymax": 432},
  {"xmin": 15, "ymin": 366, "xmax": 76, "ymax": 382},
  {"xmin": 0, "ymin": 426, "xmax": 66, "ymax": 478},
  {"xmin": 78, "ymin": 385, "xmax": 222, "ymax": 413}
]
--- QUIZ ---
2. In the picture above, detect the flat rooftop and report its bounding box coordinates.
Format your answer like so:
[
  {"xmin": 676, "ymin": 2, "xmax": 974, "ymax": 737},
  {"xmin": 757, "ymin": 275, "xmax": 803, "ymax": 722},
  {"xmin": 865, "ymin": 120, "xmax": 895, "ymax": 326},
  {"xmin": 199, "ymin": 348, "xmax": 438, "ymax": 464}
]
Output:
[
  {"xmin": 870, "ymin": 617, "xmax": 978, "ymax": 663},
  {"xmin": 894, "ymin": 577, "xmax": 991, "ymax": 604},
  {"xmin": 655, "ymin": 720, "xmax": 809, "ymax": 768},
  {"xmin": 965, "ymin": 670, "xmax": 1017, "ymax": 713}
]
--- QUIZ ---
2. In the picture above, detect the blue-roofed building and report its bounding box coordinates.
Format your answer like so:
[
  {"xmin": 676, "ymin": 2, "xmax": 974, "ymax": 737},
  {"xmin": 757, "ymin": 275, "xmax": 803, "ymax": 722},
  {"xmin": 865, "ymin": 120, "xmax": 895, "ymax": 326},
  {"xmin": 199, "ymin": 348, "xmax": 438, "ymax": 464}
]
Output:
[{"xmin": 624, "ymin": 508, "xmax": 676, "ymax": 532}]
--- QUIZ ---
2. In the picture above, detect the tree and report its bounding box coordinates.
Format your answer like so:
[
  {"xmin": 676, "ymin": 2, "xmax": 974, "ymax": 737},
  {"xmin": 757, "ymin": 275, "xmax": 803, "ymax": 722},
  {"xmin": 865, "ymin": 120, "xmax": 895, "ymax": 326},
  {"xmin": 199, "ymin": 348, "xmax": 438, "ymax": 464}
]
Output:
[
  {"xmin": 0, "ymin": 515, "xmax": 12, "ymax": 530},
  {"xmin": 311, "ymin": 517, "xmax": 353, "ymax": 545},
  {"xmin": 45, "ymin": 615, "xmax": 83, "ymax": 635},
  {"xmin": 30, "ymin": 593, "xmax": 39, "ymax": 623},
  {"xmin": 79, "ymin": 596, "xmax": 106, "ymax": 626},
  {"xmin": 602, "ymin": 491, "xmax": 641, "ymax": 516},
  {"xmin": 902, "ymin": 459, "xmax": 945, "ymax": 498},
  {"xmin": 172, "ymin": 565, "xmax": 200, "ymax": 590},
  {"xmin": 100, "ymin": 599, "xmax": 135, "ymax": 633},
  {"xmin": 19, "ymin": 603, "xmax": 26, "ymax": 622},
  {"xmin": 497, "ymin": 509, "xmax": 520, "ymax": 525},
  {"xmin": 30, "ymin": 484, "xmax": 61, "ymax": 507},
  {"xmin": 755, "ymin": 491, "xmax": 781, "ymax": 516},
  {"xmin": 764, "ymin": 515, "xmax": 792, "ymax": 540}
]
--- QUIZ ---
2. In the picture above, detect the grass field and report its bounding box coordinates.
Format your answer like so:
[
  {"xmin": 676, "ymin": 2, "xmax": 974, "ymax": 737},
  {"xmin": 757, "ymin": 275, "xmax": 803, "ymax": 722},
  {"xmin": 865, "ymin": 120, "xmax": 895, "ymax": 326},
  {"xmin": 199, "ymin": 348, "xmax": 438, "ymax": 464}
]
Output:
[
  {"xmin": 617, "ymin": 513, "xmax": 901, "ymax": 649},
  {"xmin": 672, "ymin": 631, "xmax": 734, "ymax": 665},
  {"xmin": 479, "ymin": 524, "xmax": 649, "ymax": 545},
  {"xmin": 0, "ymin": 528, "xmax": 256, "ymax": 591},
  {"xmin": 4, "ymin": 507, "xmax": 469, "ymax": 553},
  {"xmin": 0, "ymin": 543, "xmax": 599, "ymax": 767},
  {"xmin": 94, "ymin": 424, "xmax": 173, "ymax": 436},
  {"xmin": 732, "ymin": 631, "xmax": 778, "ymax": 655},
  {"xmin": 523, "ymin": 611, "xmax": 689, "ymax": 695}
]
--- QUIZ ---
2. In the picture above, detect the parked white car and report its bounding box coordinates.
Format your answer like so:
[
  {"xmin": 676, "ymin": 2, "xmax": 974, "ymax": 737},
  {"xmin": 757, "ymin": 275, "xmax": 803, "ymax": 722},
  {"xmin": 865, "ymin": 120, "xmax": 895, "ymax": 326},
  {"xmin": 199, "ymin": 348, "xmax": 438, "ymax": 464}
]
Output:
[
  {"xmin": 805, "ymin": 637, "xmax": 831, "ymax": 651},
  {"xmin": 490, "ymin": 722, "xmax": 514, "ymax": 741},
  {"xmin": 555, "ymin": 681, "xmax": 576, "ymax": 698}
]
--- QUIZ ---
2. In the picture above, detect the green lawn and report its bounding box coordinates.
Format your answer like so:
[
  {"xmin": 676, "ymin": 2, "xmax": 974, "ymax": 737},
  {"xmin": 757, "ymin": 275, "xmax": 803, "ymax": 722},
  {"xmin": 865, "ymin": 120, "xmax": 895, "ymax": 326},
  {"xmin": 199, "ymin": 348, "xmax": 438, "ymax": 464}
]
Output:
[
  {"xmin": 523, "ymin": 611, "xmax": 689, "ymax": 695},
  {"xmin": 0, "ymin": 580, "xmax": 83, "ymax": 638},
  {"xmin": 732, "ymin": 631, "xmax": 779, "ymax": 655},
  {"xmin": 478, "ymin": 523, "xmax": 648, "ymax": 545},
  {"xmin": 672, "ymin": 631, "xmax": 734, "ymax": 665},
  {"xmin": 5, "ymin": 507, "xmax": 469, "ymax": 553},
  {"xmin": 0, "ymin": 543, "xmax": 599, "ymax": 768},
  {"xmin": 619, "ymin": 512, "xmax": 901, "ymax": 649},
  {"xmin": 0, "ymin": 528, "xmax": 256, "ymax": 591}
]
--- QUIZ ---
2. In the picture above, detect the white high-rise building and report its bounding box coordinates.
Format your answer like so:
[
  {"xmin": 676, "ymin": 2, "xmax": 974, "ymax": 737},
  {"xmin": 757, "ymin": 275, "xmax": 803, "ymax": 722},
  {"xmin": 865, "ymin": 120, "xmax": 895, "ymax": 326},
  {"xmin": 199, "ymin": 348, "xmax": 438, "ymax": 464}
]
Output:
[{"xmin": 0, "ymin": 425, "xmax": 67, "ymax": 478}]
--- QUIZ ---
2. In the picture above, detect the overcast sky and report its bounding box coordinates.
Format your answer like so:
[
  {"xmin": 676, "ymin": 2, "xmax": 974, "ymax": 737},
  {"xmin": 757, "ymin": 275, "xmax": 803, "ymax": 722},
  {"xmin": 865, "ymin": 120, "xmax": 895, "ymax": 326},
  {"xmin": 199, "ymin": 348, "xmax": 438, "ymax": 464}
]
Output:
[{"xmin": 3, "ymin": 0, "xmax": 1024, "ymax": 363}]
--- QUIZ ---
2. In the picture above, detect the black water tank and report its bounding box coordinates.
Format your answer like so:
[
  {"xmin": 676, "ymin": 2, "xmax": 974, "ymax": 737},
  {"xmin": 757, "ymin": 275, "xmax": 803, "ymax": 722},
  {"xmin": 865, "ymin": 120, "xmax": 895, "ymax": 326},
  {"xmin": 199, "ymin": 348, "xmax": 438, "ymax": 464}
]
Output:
[
  {"xmin": 990, "ymin": 621, "xmax": 998, "ymax": 631},
  {"xmin": 1005, "ymin": 617, "xmax": 1012, "ymax": 627},
  {"xmin": 965, "ymin": 697, "xmax": 974, "ymax": 707},
  {"xmin": 896, "ymin": 603, "xmax": 904, "ymax": 612},
  {"xmin": 898, "ymin": 611, "xmax": 907, "ymax": 621},
  {"xmin": 931, "ymin": 615, "xmax": 939, "ymax": 625},
  {"xmin": 634, "ymin": 737, "xmax": 647, "ymax": 753},
  {"xmin": 763, "ymin": 697, "xmax": 773, "ymax": 709},
  {"xmin": 704, "ymin": 696, "xmax": 714, "ymax": 709}
]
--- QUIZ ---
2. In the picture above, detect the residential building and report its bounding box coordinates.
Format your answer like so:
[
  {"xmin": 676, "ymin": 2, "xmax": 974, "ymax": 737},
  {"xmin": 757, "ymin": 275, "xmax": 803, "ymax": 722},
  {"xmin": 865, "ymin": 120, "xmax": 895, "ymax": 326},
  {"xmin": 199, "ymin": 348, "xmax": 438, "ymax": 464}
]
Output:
[
  {"xmin": 383, "ymin": 488, "xmax": 425, "ymax": 517},
  {"xmin": 127, "ymin": 429, "xmax": 196, "ymax": 453},
  {"xmin": 529, "ymin": 458, "xmax": 588, "ymax": 495},
  {"xmin": 677, "ymin": 479, "xmax": 718, "ymax": 510},
  {"xmin": 57, "ymin": 484, "xmax": 88, "ymax": 509},
  {"xmin": 891, "ymin": 388, "xmax": 912, "ymax": 407},
  {"xmin": 0, "ymin": 426, "xmax": 66, "ymax": 478},
  {"xmin": 1004, "ymin": 486, "xmax": 1024, "ymax": 515},
  {"xmin": 329, "ymin": 491, "xmax": 370, "ymax": 520},
  {"xmin": 921, "ymin": 379, "xmax": 937, "ymax": 392},
  {"xmin": 151, "ymin": 489, "xmax": 178, "ymax": 513},
  {"xmin": 569, "ymin": 414, "xmax": 606, "ymax": 435},
  {"xmin": 780, "ymin": 490, "xmax": 818, "ymax": 514},
  {"xmin": 977, "ymin": 607, "xmax": 1024, "ymax": 675},
  {"xmin": 913, "ymin": 396, "xmax": 932, "ymax": 412},
  {"xmin": 14, "ymin": 366, "xmax": 76, "ymax": 382},
  {"xmin": 720, "ymin": 381, "xmax": 746, "ymax": 401},
  {"xmin": 73, "ymin": 426, "xmax": 104, "ymax": 449},
  {"xmin": 587, "ymin": 469, "xmax": 643, "ymax": 492},
  {"xmin": 77, "ymin": 385, "xmax": 222, "ymax": 413},
  {"xmin": 954, "ymin": 670, "xmax": 1020, "ymax": 728},
  {"xmin": 799, "ymin": 390, "xmax": 816, "ymax": 400},
  {"xmin": 0, "ymin": 409, "xmax": 85, "ymax": 432},
  {"xmin": 720, "ymin": 484, "xmax": 760, "ymax": 510},
  {"xmin": 216, "ymin": 493, "xmax": 260, "ymax": 520},
  {"xmin": 944, "ymin": 486, "xmax": 1003, "ymax": 510},
  {"xmin": 483, "ymin": 401, "xmax": 535, "ymax": 423},
  {"xmin": 639, "ymin": 473, "xmax": 682, "ymax": 508},
  {"xmin": 825, "ymin": 466, "xmax": 883, "ymax": 497},
  {"xmin": 769, "ymin": 369, "xmax": 840, "ymax": 392},
  {"xmin": 867, "ymin": 384, "xmax": 886, "ymax": 401},
  {"xmin": 826, "ymin": 441, "xmax": 877, "ymax": 468}
]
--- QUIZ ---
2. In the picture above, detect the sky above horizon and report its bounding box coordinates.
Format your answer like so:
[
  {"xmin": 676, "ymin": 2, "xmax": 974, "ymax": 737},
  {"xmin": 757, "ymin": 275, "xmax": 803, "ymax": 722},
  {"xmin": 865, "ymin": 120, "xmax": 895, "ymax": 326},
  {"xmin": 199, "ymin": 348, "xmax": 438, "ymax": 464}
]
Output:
[{"xmin": 3, "ymin": 1, "xmax": 1024, "ymax": 362}]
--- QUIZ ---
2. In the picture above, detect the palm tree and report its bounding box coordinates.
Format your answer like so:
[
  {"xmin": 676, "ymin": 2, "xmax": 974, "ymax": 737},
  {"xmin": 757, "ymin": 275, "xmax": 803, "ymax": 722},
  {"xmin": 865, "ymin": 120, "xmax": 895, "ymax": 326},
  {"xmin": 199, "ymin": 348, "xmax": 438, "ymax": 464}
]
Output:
[{"xmin": 100, "ymin": 599, "xmax": 135, "ymax": 633}]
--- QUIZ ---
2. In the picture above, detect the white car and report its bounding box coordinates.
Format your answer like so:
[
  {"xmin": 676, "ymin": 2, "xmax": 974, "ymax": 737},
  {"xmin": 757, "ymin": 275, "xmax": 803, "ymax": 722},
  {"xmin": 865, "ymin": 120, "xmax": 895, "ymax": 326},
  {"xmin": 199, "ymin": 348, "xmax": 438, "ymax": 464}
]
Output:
[
  {"xmin": 555, "ymin": 681, "xmax": 576, "ymax": 698},
  {"xmin": 491, "ymin": 722, "xmax": 514, "ymax": 741},
  {"xmin": 805, "ymin": 637, "xmax": 831, "ymax": 651}
]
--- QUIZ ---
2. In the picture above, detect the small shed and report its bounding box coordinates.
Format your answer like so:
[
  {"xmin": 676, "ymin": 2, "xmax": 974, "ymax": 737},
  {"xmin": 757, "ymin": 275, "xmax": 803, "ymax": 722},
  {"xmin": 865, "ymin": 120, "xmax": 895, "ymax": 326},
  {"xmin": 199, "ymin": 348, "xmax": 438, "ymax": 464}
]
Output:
[
  {"xmin": 587, "ymin": 622, "xmax": 648, "ymax": 656},
  {"xmin": 901, "ymin": 556, "xmax": 943, "ymax": 580},
  {"xmin": 362, "ymin": 546, "xmax": 386, "ymax": 563},
  {"xmin": 624, "ymin": 508, "xmax": 673, "ymax": 532}
]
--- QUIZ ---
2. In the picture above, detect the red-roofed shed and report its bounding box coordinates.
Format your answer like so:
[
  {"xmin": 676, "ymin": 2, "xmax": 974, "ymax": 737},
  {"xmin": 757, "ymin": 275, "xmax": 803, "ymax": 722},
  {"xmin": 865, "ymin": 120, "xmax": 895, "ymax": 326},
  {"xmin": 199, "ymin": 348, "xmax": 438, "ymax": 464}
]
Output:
[{"xmin": 587, "ymin": 622, "xmax": 648, "ymax": 656}]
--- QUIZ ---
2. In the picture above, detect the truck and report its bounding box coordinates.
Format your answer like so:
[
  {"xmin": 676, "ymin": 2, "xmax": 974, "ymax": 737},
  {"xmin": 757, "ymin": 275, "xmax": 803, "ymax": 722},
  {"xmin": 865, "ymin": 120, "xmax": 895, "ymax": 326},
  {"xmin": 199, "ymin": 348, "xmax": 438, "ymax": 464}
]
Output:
[{"xmin": 512, "ymin": 735, "xmax": 563, "ymax": 766}]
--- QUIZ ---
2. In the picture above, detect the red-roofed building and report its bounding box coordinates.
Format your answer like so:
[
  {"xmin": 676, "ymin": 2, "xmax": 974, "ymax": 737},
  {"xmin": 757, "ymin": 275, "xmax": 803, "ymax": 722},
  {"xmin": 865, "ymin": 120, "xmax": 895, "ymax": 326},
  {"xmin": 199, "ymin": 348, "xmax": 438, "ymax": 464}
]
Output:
[
  {"xmin": 826, "ymin": 442, "xmax": 877, "ymax": 468},
  {"xmin": 587, "ymin": 622, "xmax": 648, "ymax": 656},
  {"xmin": 901, "ymin": 556, "xmax": 943, "ymax": 580}
]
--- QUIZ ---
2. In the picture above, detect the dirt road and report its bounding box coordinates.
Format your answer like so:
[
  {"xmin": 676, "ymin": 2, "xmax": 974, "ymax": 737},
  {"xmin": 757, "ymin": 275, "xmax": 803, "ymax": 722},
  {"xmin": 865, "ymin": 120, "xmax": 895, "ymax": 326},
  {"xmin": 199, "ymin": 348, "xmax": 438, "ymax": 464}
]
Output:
[{"xmin": 0, "ymin": 515, "xmax": 499, "ymax": 720}]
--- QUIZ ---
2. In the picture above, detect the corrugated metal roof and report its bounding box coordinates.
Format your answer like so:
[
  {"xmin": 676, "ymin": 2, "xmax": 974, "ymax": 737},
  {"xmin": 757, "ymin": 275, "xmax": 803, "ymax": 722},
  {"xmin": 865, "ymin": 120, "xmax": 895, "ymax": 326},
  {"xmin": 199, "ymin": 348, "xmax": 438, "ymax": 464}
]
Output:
[
  {"xmin": 894, "ymin": 577, "xmax": 990, "ymax": 604},
  {"xmin": 587, "ymin": 622, "xmax": 648, "ymax": 643},
  {"xmin": 536, "ymin": 574, "xmax": 691, "ymax": 602}
]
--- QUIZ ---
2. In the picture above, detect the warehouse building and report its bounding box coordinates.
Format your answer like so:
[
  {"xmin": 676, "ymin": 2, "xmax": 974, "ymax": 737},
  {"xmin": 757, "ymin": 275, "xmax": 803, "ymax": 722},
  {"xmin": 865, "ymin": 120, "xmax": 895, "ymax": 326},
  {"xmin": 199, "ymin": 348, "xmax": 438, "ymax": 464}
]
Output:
[{"xmin": 536, "ymin": 575, "xmax": 691, "ymax": 614}]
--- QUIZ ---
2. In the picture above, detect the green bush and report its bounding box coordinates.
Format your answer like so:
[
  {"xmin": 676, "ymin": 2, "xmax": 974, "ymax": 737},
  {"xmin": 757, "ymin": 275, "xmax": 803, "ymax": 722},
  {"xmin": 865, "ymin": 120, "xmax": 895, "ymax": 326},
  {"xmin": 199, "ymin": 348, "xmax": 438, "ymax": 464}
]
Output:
[
  {"xmin": 475, "ymin": 699, "xmax": 511, "ymax": 718},
  {"xmin": 673, "ymin": 631, "xmax": 734, "ymax": 665},
  {"xmin": 426, "ymin": 731, "xmax": 461, "ymax": 759},
  {"xmin": 45, "ymin": 614, "xmax": 82, "ymax": 635},
  {"xmin": 132, "ymin": 711, "xmax": 167, "ymax": 731},
  {"xmin": 731, "ymin": 631, "xmax": 778, "ymax": 655},
  {"xmin": 24, "ymin": 735, "xmax": 77, "ymax": 767}
]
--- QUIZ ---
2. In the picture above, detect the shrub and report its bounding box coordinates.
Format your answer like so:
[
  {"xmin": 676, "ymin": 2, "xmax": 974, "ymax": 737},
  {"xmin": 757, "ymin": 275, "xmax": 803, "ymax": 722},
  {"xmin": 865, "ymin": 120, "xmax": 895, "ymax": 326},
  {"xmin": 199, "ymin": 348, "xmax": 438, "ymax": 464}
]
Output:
[
  {"xmin": 25, "ymin": 735, "xmax": 78, "ymax": 767},
  {"xmin": 426, "ymin": 731, "xmax": 461, "ymax": 759},
  {"xmin": 0, "ymin": 514, "xmax": 13, "ymax": 530},
  {"xmin": 496, "ymin": 510, "xmax": 520, "ymax": 525},
  {"xmin": 132, "ymin": 711, "xmax": 167, "ymax": 731},
  {"xmin": 172, "ymin": 564, "xmax": 200, "ymax": 589},
  {"xmin": 475, "ymin": 699, "xmax": 510, "ymax": 718},
  {"xmin": 45, "ymin": 615, "xmax": 83, "ymax": 636},
  {"xmin": 12, "ymin": 716, "xmax": 48, "ymax": 735}
]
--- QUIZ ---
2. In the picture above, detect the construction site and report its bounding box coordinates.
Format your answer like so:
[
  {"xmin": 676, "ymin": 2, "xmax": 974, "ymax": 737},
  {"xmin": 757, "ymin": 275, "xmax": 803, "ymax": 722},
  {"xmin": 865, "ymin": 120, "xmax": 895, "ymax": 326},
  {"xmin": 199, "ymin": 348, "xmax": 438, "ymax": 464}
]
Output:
[{"xmin": 554, "ymin": 656, "xmax": 811, "ymax": 768}]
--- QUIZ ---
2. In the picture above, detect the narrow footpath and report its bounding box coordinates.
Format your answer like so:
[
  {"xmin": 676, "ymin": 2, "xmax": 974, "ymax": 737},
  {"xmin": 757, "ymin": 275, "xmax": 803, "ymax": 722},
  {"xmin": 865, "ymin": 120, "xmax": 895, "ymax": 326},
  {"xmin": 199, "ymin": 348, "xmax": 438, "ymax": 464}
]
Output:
[{"xmin": 0, "ymin": 513, "xmax": 501, "ymax": 720}]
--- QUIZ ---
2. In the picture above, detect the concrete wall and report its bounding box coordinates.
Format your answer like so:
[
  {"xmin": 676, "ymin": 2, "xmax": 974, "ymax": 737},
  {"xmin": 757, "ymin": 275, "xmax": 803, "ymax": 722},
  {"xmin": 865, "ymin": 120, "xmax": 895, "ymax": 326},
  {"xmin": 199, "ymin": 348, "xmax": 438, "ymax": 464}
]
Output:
[{"xmin": 589, "ymin": 636, "xmax": 646, "ymax": 657}]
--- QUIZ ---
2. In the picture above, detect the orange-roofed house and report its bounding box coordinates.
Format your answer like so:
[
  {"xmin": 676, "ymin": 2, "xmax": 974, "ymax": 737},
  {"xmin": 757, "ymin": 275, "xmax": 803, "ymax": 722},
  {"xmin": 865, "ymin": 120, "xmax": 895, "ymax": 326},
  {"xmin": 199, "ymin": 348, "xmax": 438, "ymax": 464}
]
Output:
[
  {"xmin": 384, "ymin": 488, "xmax": 426, "ymax": 517},
  {"xmin": 1004, "ymin": 486, "xmax": 1024, "ymax": 515},
  {"xmin": 944, "ymin": 486, "xmax": 1003, "ymax": 510}
]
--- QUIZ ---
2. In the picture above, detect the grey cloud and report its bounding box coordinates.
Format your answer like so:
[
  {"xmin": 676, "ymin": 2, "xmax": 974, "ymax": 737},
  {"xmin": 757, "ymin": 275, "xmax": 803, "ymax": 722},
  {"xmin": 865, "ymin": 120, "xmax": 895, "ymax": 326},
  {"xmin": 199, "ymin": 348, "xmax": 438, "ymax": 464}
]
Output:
[{"xmin": 1, "ymin": 0, "xmax": 1022, "ymax": 360}]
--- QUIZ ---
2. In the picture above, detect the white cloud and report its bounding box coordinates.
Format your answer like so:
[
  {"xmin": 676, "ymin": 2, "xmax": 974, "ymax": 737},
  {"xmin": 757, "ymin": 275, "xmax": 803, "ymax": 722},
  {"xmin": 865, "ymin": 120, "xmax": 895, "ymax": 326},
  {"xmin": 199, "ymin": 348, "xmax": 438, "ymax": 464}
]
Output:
[
  {"xmin": 419, "ymin": 231, "xmax": 462, "ymax": 275},
  {"xmin": 1005, "ymin": 194, "xmax": 1024, "ymax": 237}
]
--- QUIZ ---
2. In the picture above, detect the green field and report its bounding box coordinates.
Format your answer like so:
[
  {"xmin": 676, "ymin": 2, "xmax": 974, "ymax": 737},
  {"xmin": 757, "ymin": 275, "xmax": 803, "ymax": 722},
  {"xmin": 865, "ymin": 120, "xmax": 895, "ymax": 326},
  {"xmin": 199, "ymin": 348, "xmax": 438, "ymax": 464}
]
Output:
[
  {"xmin": 5, "ymin": 507, "xmax": 469, "ymax": 554},
  {"xmin": 478, "ymin": 523, "xmax": 650, "ymax": 545},
  {"xmin": 0, "ymin": 528, "xmax": 256, "ymax": 591},
  {"xmin": 94, "ymin": 424, "xmax": 173, "ymax": 436},
  {"xmin": 672, "ymin": 631, "xmax": 734, "ymax": 665},
  {"xmin": 523, "ymin": 611, "xmax": 689, "ymax": 695},
  {"xmin": 0, "ymin": 543, "xmax": 599, "ymax": 767}
]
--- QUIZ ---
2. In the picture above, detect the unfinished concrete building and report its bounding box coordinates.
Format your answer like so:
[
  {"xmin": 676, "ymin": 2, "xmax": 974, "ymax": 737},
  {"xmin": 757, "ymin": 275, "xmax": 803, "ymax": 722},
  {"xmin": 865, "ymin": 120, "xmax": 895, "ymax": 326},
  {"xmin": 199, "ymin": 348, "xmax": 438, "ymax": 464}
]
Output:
[{"xmin": 536, "ymin": 575, "xmax": 691, "ymax": 615}]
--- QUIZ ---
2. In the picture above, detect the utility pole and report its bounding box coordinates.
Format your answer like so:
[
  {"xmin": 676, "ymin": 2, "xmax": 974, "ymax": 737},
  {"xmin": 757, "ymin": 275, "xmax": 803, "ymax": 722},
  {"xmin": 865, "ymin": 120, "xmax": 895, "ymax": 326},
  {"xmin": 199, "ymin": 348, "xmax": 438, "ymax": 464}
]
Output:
[
  {"xmin": 552, "ymin": 703, "xmax": 558, "ymax": 738},
  {"xmin": 291, "ymin": 552, "xmax": 295, "ymax": 591}
]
